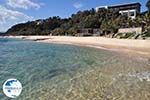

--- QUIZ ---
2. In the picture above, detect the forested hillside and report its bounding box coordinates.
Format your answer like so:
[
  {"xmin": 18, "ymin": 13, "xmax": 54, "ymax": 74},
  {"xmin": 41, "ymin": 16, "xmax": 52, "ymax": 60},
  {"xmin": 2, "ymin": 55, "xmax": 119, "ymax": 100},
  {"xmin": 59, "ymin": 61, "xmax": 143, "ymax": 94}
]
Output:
[{"xmin": 6, "ymin": 1, "xmax": 150, "ymax": 37}]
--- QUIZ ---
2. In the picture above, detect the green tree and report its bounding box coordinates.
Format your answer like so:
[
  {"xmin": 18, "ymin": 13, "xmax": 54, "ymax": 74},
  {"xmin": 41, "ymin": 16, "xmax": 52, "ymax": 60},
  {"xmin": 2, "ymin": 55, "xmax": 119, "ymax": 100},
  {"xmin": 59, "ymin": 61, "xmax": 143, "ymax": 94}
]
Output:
[
  {"xmin": 146, "ymin": 0, "xmax": 150, "ymax": 12},
  {"xmin": 51, "ymin": 28, "xmax": 65, "ymax": 36},
  {"xmin": 67, "ymin": 27, "xmax": 77, "ymax": 36}
]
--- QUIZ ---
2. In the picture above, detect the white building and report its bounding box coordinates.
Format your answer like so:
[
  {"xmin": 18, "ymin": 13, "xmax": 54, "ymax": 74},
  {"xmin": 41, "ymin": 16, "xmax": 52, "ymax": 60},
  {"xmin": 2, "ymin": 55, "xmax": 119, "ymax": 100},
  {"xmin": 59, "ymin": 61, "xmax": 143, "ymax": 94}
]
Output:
[{"xmin": 95, "ymin": 2, "xmax": 141, "ymax": 19}]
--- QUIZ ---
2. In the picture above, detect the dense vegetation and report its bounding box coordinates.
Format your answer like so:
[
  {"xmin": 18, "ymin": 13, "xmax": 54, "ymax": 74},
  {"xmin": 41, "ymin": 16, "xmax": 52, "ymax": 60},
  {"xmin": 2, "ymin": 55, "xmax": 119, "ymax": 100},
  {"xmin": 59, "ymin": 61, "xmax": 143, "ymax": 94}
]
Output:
[
  {"xmin": 0, "ymin": 32, "xmax": 6, "ymax": 36},
  {"xmin": 6, "ymin": 1, "xmax": 150, "ymax": 38}
]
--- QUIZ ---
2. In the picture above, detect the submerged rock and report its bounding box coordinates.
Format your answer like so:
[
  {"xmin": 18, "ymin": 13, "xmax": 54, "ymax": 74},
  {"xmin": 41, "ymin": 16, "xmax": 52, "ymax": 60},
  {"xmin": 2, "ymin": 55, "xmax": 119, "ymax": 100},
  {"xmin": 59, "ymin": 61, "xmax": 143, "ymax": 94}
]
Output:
[{"xmin": 128, "ymin": 72, "xmax": 150, "ymax": 82}]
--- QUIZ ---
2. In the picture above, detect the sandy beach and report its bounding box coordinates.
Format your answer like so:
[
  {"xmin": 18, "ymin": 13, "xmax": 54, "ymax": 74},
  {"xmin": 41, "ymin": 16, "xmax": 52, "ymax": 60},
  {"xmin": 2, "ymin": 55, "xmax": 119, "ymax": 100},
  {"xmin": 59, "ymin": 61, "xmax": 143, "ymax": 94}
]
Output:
[{"xmin": 2, "ymin": 36, "xmax": 150, "ymax": 58}]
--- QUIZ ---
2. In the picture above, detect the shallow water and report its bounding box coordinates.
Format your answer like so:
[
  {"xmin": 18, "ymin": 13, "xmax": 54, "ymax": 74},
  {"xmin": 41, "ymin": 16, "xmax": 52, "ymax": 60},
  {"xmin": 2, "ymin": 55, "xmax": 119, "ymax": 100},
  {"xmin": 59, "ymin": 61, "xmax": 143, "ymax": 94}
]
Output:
[{"xmin": 0, "ymin": 38, "xmax": 150, "ymax": 100}]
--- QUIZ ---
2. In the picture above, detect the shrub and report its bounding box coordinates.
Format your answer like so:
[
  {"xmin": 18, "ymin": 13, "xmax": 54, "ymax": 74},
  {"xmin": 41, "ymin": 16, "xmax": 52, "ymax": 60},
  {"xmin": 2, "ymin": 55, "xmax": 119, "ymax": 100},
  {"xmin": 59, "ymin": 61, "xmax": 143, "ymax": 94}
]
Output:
[
  {"xmin": 145, "ymin": 30, "xmax": 150, "ymax": 37},
  {"xmin": 123, "ymin": 32, "xmax": 135, "ymax": 38},
  {"xmin": 115, "ymin": 32, "xmax": 135, "ymax": 39}
]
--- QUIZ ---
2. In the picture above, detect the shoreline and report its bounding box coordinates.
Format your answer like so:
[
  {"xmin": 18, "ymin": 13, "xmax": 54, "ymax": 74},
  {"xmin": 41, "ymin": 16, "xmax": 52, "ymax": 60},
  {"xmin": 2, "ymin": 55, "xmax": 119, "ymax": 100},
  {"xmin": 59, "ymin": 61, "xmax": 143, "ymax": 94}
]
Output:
[{"xmin": 1, "ymin": 36, "xmax": 150, "ymax": 59}]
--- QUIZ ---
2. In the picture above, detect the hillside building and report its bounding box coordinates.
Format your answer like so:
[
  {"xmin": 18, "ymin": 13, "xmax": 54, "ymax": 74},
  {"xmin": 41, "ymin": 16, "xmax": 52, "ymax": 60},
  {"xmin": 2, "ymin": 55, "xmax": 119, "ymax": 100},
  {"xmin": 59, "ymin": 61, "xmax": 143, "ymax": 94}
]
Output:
[{"xmin": 96, "ymin": 2, "xmax": 141, "ymax": 19}]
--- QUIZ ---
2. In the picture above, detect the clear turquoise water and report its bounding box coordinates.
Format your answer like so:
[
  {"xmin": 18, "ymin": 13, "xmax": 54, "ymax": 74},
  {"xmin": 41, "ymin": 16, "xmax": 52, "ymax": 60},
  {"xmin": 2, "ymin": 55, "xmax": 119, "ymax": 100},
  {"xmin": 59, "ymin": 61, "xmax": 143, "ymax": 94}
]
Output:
[{"xmin": 0, "ymin": 38, "xmax": 149, "ymax": 100}]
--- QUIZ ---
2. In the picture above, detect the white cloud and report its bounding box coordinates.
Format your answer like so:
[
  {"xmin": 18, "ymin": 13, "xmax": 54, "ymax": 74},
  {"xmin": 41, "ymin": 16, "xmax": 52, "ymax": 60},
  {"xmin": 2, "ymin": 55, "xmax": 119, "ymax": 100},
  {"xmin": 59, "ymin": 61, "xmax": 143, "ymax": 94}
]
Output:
[
  {"xmin": 6, "ymin": 0, "xmax": 41, "ymax": 9},
  {"xmin": 0, "ymin": 5, "xmax": 33, "ymax": 31},
  {"xmin": 73, "ymin": 3, "xmax": 83, "ymax": 9}
]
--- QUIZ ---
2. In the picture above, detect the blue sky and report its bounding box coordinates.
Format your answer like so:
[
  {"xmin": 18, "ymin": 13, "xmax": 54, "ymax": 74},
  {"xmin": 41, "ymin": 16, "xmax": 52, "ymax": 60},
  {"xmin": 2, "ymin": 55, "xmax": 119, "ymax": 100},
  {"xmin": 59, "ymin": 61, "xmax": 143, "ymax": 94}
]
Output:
[{"xmin": 0, "ymin": 0, "xmax": 147, "ymax": 32}]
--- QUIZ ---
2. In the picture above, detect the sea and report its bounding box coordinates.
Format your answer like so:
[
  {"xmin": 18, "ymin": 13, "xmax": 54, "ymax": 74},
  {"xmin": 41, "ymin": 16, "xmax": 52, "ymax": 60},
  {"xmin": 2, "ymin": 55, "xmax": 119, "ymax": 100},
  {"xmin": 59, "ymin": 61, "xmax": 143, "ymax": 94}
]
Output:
[{"xmin": 0, "ymin": 38, "xmax": 150, "ymax": 100}]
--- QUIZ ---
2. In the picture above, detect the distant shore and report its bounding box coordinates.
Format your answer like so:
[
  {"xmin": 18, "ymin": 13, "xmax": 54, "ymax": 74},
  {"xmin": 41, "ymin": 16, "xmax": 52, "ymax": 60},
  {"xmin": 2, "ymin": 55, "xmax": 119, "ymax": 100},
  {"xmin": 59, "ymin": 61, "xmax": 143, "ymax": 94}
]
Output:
[{"xmin": 2, "ymin": 36, "xmax": 150, "ymax": 58}]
